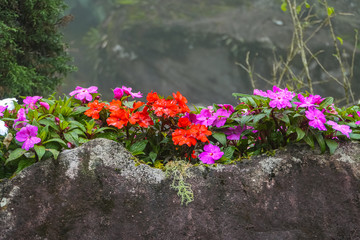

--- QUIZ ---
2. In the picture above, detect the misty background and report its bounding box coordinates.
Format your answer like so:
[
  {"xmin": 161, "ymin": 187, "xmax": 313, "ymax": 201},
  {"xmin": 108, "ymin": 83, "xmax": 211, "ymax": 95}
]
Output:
[{"xmin": 60, "ymin": 0, "xmax": 360, "ymax": 106}]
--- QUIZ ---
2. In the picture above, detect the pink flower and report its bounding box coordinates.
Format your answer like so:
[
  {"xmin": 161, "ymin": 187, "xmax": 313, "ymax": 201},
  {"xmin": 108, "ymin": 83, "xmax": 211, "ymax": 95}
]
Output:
[
  {"xmin": 327, "ymin": 121, "xmax": 352, "ymax": 138},
  {"xmin": 13, "ymin": 108, "xmax": 28, "ymax": 129},
  {"xmin": 113, "ymin": 87, "xmax": 124, "ymax": 100},
  {"xmin": 196, "ymin": 108, "xmax": 216, "ymax": 127},
  {"xmin": 253, "ymin": 89, "xmax": 269, "ymax": 98},
  {"xmin": 355, "ymin": 121, "xmax": 360, "ymax": 125},
  {"xmin": 15, "ymin": 125, "xmax": 41, "ymax": 151},
  {"xmin": 23, "ymin": 96, "xmax": 42, "ymax": 109},
  {"xmin": 212, "ymin": 108, "xmax": 232, "ymax": 128},
  {"xmin": 224, "ymin": 125, "xmax": 246, "ymax": 140},
  {"xmin": 267, "ymin": 86, "xmax": 295, "ymax": 110},
  {"xmin": 69, "ymin": 86, "xmax": 98, "ymax": 102},
  {"xmin": 39, "ymin": 102, "xmax": 50, "ymax": 110},
  {"xmin": 218, "ymin": 104, "xmax": 235, "ymax": 113},
  {"xmin": 294, "ymin": 94, "xmax": 324, "ymax": 110},
  {"xmin": 121, "ymin": 86, "xmax": 143, "ymax": 98},
  {"xmin": 198, "ymin": 143, "xmax": 224, "ymax": 164},
  {"xmin": 0, "ymin": 105, "xmax": 7, "ymax": 117},
  {"xmin": 305, "ymin": 107, "xmax": 327, "ymax": 131}
]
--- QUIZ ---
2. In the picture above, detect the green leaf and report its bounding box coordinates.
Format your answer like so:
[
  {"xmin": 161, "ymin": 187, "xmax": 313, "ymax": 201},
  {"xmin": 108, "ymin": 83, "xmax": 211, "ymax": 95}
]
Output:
[
  {"xmin": 212, "ymin": 132, "xmax": 227, "ymax": 146},
  {"xmin": 296, "ymin": 5, "xmax": 302, "ymax": 14},
  {"xmin": 149, "ymin": 152, "xmax": 157, "ymax": 163},
  {"xmin": 303, "ymin": 135, "xmax": 314, "ymax": 148},
  {"xmin": 38, "ymin": 125, "xmax": 49, "ymax": 141},
  {"xmin": 6, "ymin": 148, "xmax": 27, "ymax": 164},
  {"xmin": 319, "ymin": 97, "xmax": 334, "ymax": 108},
  {"xmin": 16, "ymin": 159, "xmax": 36, "ymax": 174},
  {"xmin": 64, "ymin": 132, "xmax": 78, "ymax": 146},
  {"xmin": 314, "ymin": 133, "xmax": 326, "ymax": 153},
  {"xmin": 280, "ymin": 114, "xmax": 290, "ymax": 125},
  {"xmin": 43, "ymin": 138, "xmax": 67, "ymax": 147},
  {"xmin": 47, "ymin": 149, "xmax": 60, "ymax": 160},
  {"xmin": 350, "ymin": 133, "xmax": 360, "ymax": 140},
  {"xmin": 34, "ymin": 145, "xmax": 46, "ymax": 161},
  {"xmin": 223, "ymin": 146, "xmax": 236, "ymax": 159},
  {"xmin": 305, "ymin": 2, "xmax": 310, "ymax": 8},
  {"xmin": 129, "ymin": 140, "xmax": 148, "ymax": 155},
  {"xmin": 281, "ymin": 2, "xmax": 287, "ymax": 12},
  {"xmin": 325, "ymin": 139, "xmax": 338, "ymax": 154},
  {"xmin": 295, "ymin": 127, "xmax": 305, "ymax": 141},
  {"xmin": 327, "ymin": 7, "xmax": 334, "ymax": 16},
  {"xmin": 336, "ymin": 36, "xmax": 343, "ymax": 45},
  {"xmin": 70, "ymin": 106, "xmax": 89, "ymax": 116},
  {"xmin": 253, "ymin": 113, "xmax": 267, "ymax": 124}
]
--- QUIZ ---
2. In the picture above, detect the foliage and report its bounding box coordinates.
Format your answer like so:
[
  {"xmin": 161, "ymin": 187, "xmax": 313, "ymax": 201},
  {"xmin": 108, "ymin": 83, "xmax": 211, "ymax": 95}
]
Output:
[
  {"xmin": 1, "ymin": 84, "xmax": 360, "ymax": 180},
  {"xmin": 0, "ymin": 0, "xmax": 75, "ymax": 99}
]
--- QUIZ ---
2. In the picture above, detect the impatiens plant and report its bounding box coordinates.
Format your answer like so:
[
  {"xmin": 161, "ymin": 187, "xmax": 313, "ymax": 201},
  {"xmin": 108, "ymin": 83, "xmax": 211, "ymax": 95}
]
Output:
[{"xmin": 1, "ymin": 84, "xmax": 360, "ymax": 179}]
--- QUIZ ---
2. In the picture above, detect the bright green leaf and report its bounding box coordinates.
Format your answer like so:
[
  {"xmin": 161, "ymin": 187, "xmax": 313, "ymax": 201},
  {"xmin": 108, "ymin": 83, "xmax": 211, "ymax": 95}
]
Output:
[
  {"xmin": 319, "ymin": 97, "xmax": 334, "ymax": 108},
  {"xmin": 327, "ymin": 7, "xmax": 334, "ymax": 16},
  {"xmin": 336, "ymin": 36, "xmax": 343, "ymax": 45},
  {"xmin": 281, "ymin": 2, "xmax": 287, "ymax": 12}
]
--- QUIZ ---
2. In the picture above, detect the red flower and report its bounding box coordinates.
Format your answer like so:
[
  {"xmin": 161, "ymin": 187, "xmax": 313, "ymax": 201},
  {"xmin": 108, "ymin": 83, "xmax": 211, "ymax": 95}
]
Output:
[
  {"xmin": 107, "ymin": 99, "xmax": 122, "ymax": 112},
  {"xmin": 146, "ymin": 91, "xmax": 159, "ymax": 104},
  {"xmin": 129, "ymin": 106, "xmax": 154, "ymax": 128},
  {"xmin": 106, "ymin": 108, "xmax": 130, "ymax": 129},
  {"xmin": 85, "ymin": 100, "xmax": 106, "ymax": 119},
  {"xmin": 172, "ymin": 129, "xmax": 197, "ymax": 147},
  {"xmin": 173, "ymin": 91, "xmax": 190, "ymax": 113}
]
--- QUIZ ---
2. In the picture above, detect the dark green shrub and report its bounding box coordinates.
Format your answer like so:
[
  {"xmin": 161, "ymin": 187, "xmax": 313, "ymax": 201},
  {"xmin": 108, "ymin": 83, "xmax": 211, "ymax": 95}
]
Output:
[{"xmin": 0, "ymin": 0, "xmax": 75, "ymax": 98}]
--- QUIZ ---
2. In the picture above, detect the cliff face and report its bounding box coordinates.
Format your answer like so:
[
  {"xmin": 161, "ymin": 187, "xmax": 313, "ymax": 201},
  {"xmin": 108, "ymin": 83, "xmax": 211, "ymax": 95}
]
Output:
[{"xmin": 1, "ymin": 138, "xmax": 360, "ymax": 239}]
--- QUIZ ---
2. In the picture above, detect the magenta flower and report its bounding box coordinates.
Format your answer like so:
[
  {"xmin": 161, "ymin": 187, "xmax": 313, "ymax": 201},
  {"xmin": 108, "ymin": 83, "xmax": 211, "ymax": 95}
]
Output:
[
  {"xmin": 294, "ymin": 94, "xmax": 324, "ymax": 110},
  {"xmin": 39, "ymin": 101, "xmax": 50, "ymax": 110},
  {"xmin": 113, "ymin": 87, "xmax": 124, "ymax": 100},
  {"xmin": 327, "ymin": 121, "xmax": 352, "ymax": 138},
  {"xmin": 121, "ymin": 86, "xmax": 143, "ymax": 98},
  {"xmin": 196, "ymin": 108, "xmax": 216, "ymax": 127},
  {"xmin": 212, "ymin": 108, "xmax": 232, "ymax": 127},
  {"xmin": 69, "ymin": 86, "xmax": 98, "ymax": 102},
  {"xmin": 305, "ymin": 107, "xmax": 327, "ymax": 131},
  {"xmin": 267, "ymin": 86, "xmax": 295, "ymax": 110},
  {"xmin": 198, "ymin": 143, "xmax": 224, "ymax": 164},
  {"xmin": 0, "ymin": 105, "xmax": 7, "ymax": 117},
  {"xmin": 15, "ymin": 125, "xmax": 41, "ymax": 151},
  {"xmin": 224, "ymin": 125, "xmax": 246, "ymax": 140},
  {"xmin": 23, "ymin": 96, "xmax": 42, "ymax": 109},
  {"xmin": 218, "ymin": 104, "xmax": 235, "ymax": 113},
  {"xmin": 356, "ymin": 121, "xmax": 360, "ymax": 125},
  {"xmin": 253, "ymin": 89, "xmax": 269, "ymax": 98},
  {"xmin": 13, "ymin": 108, "xmax": 28, "ymax": 129}
]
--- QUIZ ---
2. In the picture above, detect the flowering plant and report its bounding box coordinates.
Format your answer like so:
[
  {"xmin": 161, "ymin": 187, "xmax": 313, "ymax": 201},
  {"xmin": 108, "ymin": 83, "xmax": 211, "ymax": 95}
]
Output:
[{"xmin": 1, "ymin": 85, "xmax": 360, "ymax": 179}]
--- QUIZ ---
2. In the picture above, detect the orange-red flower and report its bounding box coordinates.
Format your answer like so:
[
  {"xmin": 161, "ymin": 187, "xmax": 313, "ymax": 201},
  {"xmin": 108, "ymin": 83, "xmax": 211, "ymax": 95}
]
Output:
[
  {"xmin": 106, "ymin": 108, "xmax": 130, "ymax": 129},
  {"xmin": 85, "ymin": 100, "xmax": 106, "ymax": 119},
  {"xmin": 172, "ymin": 123, "xmax": 212, "ymax": 147},
  {"xmin": 107, "ymin": 99, "xmax": 122, "ymax": 112},
  {"xmin": 146, "ymin": 91, "xmax": 159, "ymax": 104},
  {"xmin": 129, "ymin": 106, "xmax": 154, "ymax": 128},
  {"xmin": 173, "ymin": 91, "xmax": 190, "ymax": 113}
]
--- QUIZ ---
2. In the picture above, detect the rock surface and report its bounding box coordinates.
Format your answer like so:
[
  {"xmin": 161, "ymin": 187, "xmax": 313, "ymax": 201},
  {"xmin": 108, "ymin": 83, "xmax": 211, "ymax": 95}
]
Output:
[{"xmin": 1, "ymin": 138, "xmax": 360, "ymax": 239}]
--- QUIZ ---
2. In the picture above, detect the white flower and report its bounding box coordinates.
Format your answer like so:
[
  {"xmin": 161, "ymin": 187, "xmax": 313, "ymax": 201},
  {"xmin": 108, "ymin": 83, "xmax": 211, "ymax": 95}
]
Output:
[
  {"xmin": 0, "ymin": 98, "xmax": 17, "ymax": 111},
  {"xmin": 0, "ymin": 120, "xmax": 8, "ymax": 136}
]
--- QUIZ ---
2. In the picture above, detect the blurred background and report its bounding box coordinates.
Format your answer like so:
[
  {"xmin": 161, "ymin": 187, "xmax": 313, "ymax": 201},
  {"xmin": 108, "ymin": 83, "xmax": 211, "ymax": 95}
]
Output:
[{"xmin": 59, "ymin": 0, "xmax": 360, "ymax": 106}]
